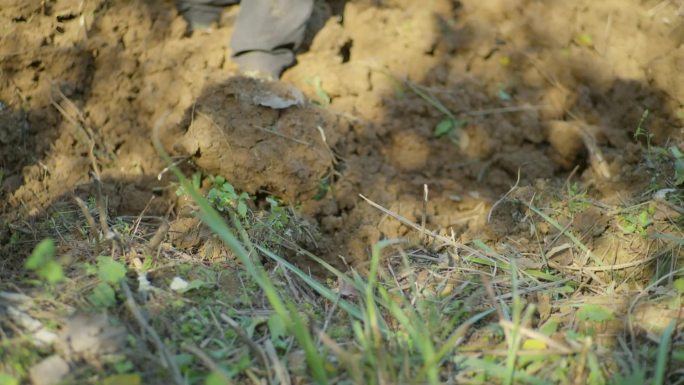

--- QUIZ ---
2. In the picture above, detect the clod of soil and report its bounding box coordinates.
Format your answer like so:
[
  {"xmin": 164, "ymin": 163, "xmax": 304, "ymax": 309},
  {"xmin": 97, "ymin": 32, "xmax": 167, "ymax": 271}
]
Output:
[{"xmin": 173, "ymin": 77, "xmax": 340, "ymax": 203}]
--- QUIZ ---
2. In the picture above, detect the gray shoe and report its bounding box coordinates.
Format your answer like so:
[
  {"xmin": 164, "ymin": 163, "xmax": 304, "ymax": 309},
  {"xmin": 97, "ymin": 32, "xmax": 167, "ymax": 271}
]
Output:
[{"xmin": 233, "ymin": 49, "xmax": 296, "ymax": 80}]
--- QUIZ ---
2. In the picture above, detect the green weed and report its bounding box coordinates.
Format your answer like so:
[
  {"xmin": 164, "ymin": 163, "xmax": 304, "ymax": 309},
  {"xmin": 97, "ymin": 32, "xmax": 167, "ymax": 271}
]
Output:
[{"xmin": 24, "ymin": 238, "xmax": 63, "ymax": 284}]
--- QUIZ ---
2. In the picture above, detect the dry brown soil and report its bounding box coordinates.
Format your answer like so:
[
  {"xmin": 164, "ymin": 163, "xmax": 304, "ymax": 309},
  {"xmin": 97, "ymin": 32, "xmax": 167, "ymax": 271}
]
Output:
[{"xmin": 1, "ymin": 0, "xmax": 683, "ymax": 271}]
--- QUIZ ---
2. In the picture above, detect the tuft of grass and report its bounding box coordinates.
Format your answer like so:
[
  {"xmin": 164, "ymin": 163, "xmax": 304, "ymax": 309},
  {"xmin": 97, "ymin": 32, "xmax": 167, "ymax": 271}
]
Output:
[{"xmin": 154, "ymin": 133, "xmax": 330, "ymax": 384}]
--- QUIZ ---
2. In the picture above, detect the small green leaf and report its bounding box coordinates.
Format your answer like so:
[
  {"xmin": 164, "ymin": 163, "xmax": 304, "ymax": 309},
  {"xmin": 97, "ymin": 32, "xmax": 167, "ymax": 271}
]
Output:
[
  {"xmin": 237, "ymin": 201, "xmax": 248, "ymax": 218},
  {"xmin": 213, "ymin": 176, "xmax": 225, "ymax": 186},
  {"xmin": 566, "ymin": 330, "xmax": 583, "ymax": 341},
  {"xmin": 185, "ymin": 279, "xmax": 205, "ymax": 292},
  {"xmin": 173, "ymin": 353, "xmax": 194, "ymax": 368},
  {"xmin": 540, "ymin": 318, "xmax": 559, "ymax": 336},
  {"xmin": 577, "ymin": 304, "xmax": 613, "ymax": 322},
  {"xmin": 89, "ymin": 282, "xmax": 117, "ymax": 308},
  {"xmin": 205, "ymin": 372, "xmax": 230, "ymax": 385},
  {"xmin": 312, "ymin": 77, "xmax": 331, "ymax": 106},
  {"xmin": 674, "ymin": 278, "xmax": 684, "ymax": 294},
  {"xmin": 638, "ymin": 210, "xmax": 651, "ymax": 227},
  {"xmin": 25, "ymin": 239, "xmax": 56, "ymax": 270},
  {"xmin": 114, "ymin": 359, "xmax": 134, "ymax": 374},
  {"xmin": 674, "ymin": 158, "xmax": 684, "ymax": 185},
  {"xmin": 266, "ymin": 196, "xmax": 278, "ymax": 209},
  {"xmin": 38, "ymin": 261, "xmax": 64, "ymax": 284},
  {"xmin": 522, "ymin": 339, "xmax": 547, "ymax": 350},
  {"xmin": 434, "ymin": 118, "xmax": 454, "ymax": 137},
  {"xmin": 141, "ymin": 255, "xmax": 153, "ymax": 272},
  {"xmin": 575, "ymin": 33, "xmax": 594, "ymax": 46},
  {"xmin": 192, "ymin": 172, "xmax": 202, "ymax": 189},
  {"xmin": 497, "ymin": 88, "xmax": 512, "ymax": 101},
  {"xmin": 221, "ymin": 182, "xmax": 236, "ymax": 196},
  {"xmin": 622, "ymin": 220, "xmax": 637, "ymax": 234},
  {"xmin": 97, "ymin": 256, "xmax": 127, "ymax": 284},
  {"xmin": 314, "ymin": 176, "xmax": 331, "ymax": 200},
  {"xmin": 268, "ymin": 314, "xmax": 286, "ymax": 341}
]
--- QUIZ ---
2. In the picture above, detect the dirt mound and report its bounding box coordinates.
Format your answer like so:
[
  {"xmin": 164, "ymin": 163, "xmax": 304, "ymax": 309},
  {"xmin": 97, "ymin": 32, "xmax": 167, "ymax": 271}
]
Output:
[{"xmin": 172, "ymin": 77, "xmax": 340, "ymax": 203}]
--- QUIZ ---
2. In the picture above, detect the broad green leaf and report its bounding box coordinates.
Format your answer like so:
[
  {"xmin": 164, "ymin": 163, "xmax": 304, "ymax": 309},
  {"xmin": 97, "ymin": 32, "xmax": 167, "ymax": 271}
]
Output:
[
  {"xmin": 221, "ymin": 182, "xmax": 236, "ymax": 197},
  {"xmin": 25, "ymin": 239, "xmax": 56, "ymax": 270},
  {"xmin": 577, "ymin": 304, "xmax": 613, "ymax": 322},
  {"xmin": 38, "ymin": 261, "xmax": 64, "ymax": 284},
  {"xmin": 89, "ymin": 282, "xmax": 117, "ymax": 308},
  {"xmin": 540, "ymin": 318, "xmax": 560, "ymax": 336},
  {"xmin": 213, "ymin": 176, "xmax": 225, "ymax": 185},
  {"xmin": 268, "ymin": 314, "xmax": 289, "ymax": 350},
  {"xmin": 97, "ymin": 256, "xmax": 127, "ymax": 284},
  {"xmin": 674, "ymin": 278, "xmax": 684, "ymax": 294},
  {"xmin": 268, "ymin": 313, "xmax": 286, "ymax": 341}
]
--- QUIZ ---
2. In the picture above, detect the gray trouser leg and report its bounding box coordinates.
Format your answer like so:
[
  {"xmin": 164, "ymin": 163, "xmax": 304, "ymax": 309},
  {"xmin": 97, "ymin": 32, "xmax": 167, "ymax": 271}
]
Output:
[
  {"xmin": 175, "ymin": 0, "xmax": 314, "ymax": 78},
  {"xmin": 175, "ymin": 0, "xmax": 239, "ymax": 30},
  {"xmin": 230, "ymin": 0, "xmax": 314, "ymax": 78}
]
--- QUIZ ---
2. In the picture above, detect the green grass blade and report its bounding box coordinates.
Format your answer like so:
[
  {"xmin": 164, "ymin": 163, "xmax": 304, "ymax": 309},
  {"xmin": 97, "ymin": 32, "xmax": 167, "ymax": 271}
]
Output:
[
  {"xmin": 287, "ymin": 301, "xmax": 329, "ymax": 385},
  {"xmin": 405, "ymin": 81, "xmax": 456, "ymax": 120},
  {"xmin": 416, "ymin": 308, "xmax": 496, "ymax": 379},
  {"xmin": 462, "ymin": 357, "xmax": 552, "ymax": 385},
  {"xmin": 524, "ymin": 203, "xmax": 603, "ymax": 267},
  {"xmin": 152, "ymin": 135, "xmax": 328, "ymax": 385},
  {"xmin": 653, "ymin": 320, "xmax": 676, "ymax": 385},
  {"xmin": 255, "ymin": 244, "xmax": 364, "ymax": 320}
]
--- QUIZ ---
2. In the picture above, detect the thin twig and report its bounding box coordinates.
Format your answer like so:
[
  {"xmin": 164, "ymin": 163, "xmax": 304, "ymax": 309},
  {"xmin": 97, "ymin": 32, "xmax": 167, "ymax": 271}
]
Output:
[
  {"xmin": 73, "ymin": 196, "xmax": 98, "ymax": 241},
  {"xmin": 548, "ymin": 252, "xmax": 661, "ymax": 272},
  {"xmin": 220, "ymin": 313, "xmax": 273, "ymax": 379},
  {"xmin": 494, "ymin": 277, "xmax": 574, "ymax": 300},
  {"xmin": 144, "ymin": 220, "xmax": 169, "ymax": 257},
  {"xmin": 122, "ymin": 281, "xmax": 185, "ymax": 385},
  {"xmin": 358, "ymin": 194, "xmax": 485, "ymax": 259},
  {"xmin": 263, "ymin": 339, "xmax": 291, "ymax": 385},
  {"xmin": 488, "ymin": 168, "xmax": 521, "ymax": 223},
  {"xmin": 183, "ymin": 344, "xmax": 233, "ymax": 384},
  {"xmin": 499, "ymin": 319, "xmax": 574, "ymax": 354},
  {"xmin": 252, "ymin": 124, "xmax": 311, "ymax": 146},
  {"xmin": 420, "ymin": 184, "xmax": 428, "ymax": 244}
]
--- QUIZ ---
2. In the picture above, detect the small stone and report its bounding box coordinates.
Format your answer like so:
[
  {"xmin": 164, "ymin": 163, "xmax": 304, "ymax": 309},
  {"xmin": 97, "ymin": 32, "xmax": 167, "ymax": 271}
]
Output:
[{"xmin": 30, "ymin": 355, "xmax": 69, "ymax": 385}]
